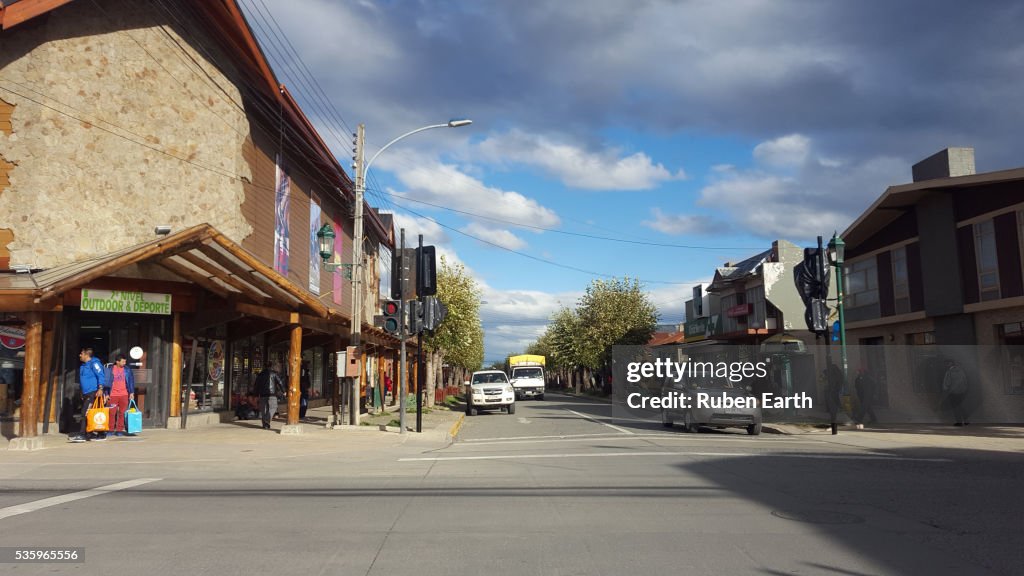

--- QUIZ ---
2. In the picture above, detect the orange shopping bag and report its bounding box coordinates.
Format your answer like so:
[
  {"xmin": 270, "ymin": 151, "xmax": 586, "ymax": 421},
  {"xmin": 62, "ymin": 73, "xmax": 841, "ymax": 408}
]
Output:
[{"xmin": 86, "ymin": 396, "xmax": 110, "ymax": 433}]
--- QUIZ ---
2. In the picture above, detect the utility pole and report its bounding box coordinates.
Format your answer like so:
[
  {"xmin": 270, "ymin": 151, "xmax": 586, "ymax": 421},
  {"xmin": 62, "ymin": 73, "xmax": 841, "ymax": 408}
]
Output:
[
  {"xmin": 398, "ymin": 229, "xmax": 407, "ymax": 435},
  {"xmin": 416, "ymin": 234, "xmax": 424, "ymax": 433},
  {"xmin": 348, "ymin": 123, "xmax": 365, "ymax": 426}
]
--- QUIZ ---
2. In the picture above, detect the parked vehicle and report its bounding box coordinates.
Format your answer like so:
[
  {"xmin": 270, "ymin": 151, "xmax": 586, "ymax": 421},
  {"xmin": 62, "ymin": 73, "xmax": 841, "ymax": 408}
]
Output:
[
  {"xmin": 466, "ymin": 370, "xmax": 516, "ymax": 416},
  {"xmin": 506, "ymin": 354, "xmax": 545, "ymax": 400},
  {"xmin": 661, "ymin": 374, "xmax": 762, "ymax": 436}
]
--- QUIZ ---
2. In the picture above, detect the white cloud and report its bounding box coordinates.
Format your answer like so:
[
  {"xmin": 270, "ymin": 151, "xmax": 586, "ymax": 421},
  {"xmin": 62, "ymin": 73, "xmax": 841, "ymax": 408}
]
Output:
[
  {"xmin": 461, "ymin": 222, "xmax": 527, "ymax": 251},
  {"xmin": 476, "ymin": 130, "xmax": 685, "ymax": 191},
  {"xmin": 378, "ymin": 152, "xmax": 561, "ymax": 229},
  {"xmin": 479, "ymin": 286, "xmax": 581, "ymax": 360},
  {"xmin": 753, "ymin": 134, "xmax": 811, "ymax": 168},
  {"xmin": 390, "ymin": 212, "xmax": 449, "ymax": 246},
  {"xmin": 698, "ymin": 136, "xmax": 906, "ymax": 240},
  {"xmin": 642, "ymin": 208, "xmax": 723, "ymax": 236}
]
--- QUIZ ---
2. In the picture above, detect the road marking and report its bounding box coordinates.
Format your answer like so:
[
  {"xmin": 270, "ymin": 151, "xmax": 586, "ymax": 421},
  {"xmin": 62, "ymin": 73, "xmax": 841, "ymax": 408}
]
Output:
[
  {"xmin": 565, "ymin": 409, "xmax": 634, "ymax": 435},
  {"xmin": 450, "ymin": 435, "xmax": 823, "ymax": 447},
  {"xmin": 517, "ymin": 417, "xmax": 532, "ymax": 424},
  {"xmin": 399, "ymin": 452, "xmax": 951, "ymax": 463},
  {"xmin": 0, "ymin": 478, "xmax": 162, "ymax": 521},
  {"xmin": 463, "ymin": 433, "xmax": 615, "ymax": 442}
]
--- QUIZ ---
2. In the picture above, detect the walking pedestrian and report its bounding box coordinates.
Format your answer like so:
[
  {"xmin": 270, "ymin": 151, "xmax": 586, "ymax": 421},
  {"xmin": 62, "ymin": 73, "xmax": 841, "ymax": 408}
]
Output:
[
  {"xmin": 69, "ymin": 347, "xmax": 106, "ymax": 442},
  {"xmin": 299, "ymin": 361, "xmax": 311, "ymax": 419},
  {"xmin": 854, "ymin": 367, "xmax": 878, "ymax": 425},
  {"xmin": 254, "ymin": 361, "xmax": 284, "ymax": 430},
  {"xmin": 942, "ymin": 359, "xmax": 969, "ymax": 426},
  {"xmin": 104, "ymin": 354, "xmax": 135, "ymax": 437}
]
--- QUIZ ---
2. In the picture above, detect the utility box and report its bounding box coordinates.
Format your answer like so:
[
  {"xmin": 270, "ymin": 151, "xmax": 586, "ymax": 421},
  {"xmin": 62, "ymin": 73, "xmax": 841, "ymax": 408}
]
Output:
[
  {"xmin": 335, "ymin": 347, "xmax": 361, "ymax": 378},
  {"xmin": 345, "ymin": 346, "xmax": 360, "ymax": 378}
]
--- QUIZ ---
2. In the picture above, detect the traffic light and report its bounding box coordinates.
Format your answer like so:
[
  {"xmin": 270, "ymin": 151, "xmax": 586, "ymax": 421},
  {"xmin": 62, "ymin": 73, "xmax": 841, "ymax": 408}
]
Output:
[
  {"xmin": 796, "ymin": 244, "xmax": 831, "ymax": 333},
  {"xmin": 408, "ymin": 299, "xmax": 423, "ymax": 334},
  {"xmin": 377, "ymin": 300, "xmax": 401, "ymax": 335},
  {"xmin": 416, "ymin": 246, "xmax": 437, "ymax": 297}
]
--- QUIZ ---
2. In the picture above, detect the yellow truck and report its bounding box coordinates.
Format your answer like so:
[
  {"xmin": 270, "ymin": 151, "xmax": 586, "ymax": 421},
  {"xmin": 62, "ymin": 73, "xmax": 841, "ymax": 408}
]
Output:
[{"xmin": 506, "ymin": 354, "xmax": 546, "ymax": 400}]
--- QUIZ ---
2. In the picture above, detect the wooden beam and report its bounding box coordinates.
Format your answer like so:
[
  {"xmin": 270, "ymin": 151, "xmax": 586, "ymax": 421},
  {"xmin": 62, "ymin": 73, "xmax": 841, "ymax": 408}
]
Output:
[
  {"xmin": 37, "ymin": 227, "xmax": 214, "ymax": 301},
  {"xmin": 196, "ymin": 244, "xmax": 300, "ymax": 307},
  {"xmin": 209, "ymin": 232, "xmax": 330, "ymax": 318},
  {"xmin": 235, "ymin": 301, "xmax": 293, "ymax": 324},
  {"xmin": 176, "ymin": 251, "xmax": 271, "ymax": 305},
  {"xmin": 1, "ymin": 0, "xmax": 74, "ymax": 30},
  {"xmin": 0, "ymin": 294, "xmax": 63, "ymax": 312},
  {"xmin": 157, "ymin": 258, "xmax": 234, "ymax": 300},
  {"xmin": 170, "ymin": 313, "xmax": 182, "ymax": 418},
  {"xmin": 287, "ymin": 322, "xmax": 302, "ymax": 425},
  {"xmin": 18, "ymin": 312, "xmax": 42, "ymax": 438}
]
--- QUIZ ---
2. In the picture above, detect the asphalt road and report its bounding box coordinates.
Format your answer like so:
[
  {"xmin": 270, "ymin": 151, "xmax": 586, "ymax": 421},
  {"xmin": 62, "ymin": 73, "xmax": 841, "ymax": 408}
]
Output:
[{"xmin": 1, "ymin": 392, "xmax": 1021, "ymax": 576}]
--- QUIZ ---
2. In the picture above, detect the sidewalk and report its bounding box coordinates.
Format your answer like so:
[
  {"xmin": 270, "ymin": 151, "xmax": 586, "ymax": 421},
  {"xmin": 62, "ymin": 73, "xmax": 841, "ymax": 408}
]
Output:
[
  {"xmin": 763, "ymin": 421, "xmax": 1024, "ymax": 454},
  {"xmin": 3, "ymin": 400, "xmax": 464, "ymax": 455}
]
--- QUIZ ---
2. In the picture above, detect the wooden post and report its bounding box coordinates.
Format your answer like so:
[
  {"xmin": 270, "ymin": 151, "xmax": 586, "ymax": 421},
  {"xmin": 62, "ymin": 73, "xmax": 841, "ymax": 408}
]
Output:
[
  {"xmin": 19, "ymin": 313, "xmax": 42, "ymax": 438},
  {"xmin": 170, "ymin": 312, "xmax": 182, "ymax": 418},
  {"xmin": 38, "ymin": 320, "xmax": 54, "ymax": 424},
  {"xmin": 287, "ymin": 323, "xmax": 301, "ymax": 425}
]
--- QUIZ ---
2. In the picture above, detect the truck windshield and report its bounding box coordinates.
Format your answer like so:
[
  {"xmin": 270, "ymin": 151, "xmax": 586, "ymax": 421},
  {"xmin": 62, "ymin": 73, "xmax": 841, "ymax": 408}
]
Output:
[{"xmin": 513, "ymin": 368, "xmax": 543, "ymax": 379}]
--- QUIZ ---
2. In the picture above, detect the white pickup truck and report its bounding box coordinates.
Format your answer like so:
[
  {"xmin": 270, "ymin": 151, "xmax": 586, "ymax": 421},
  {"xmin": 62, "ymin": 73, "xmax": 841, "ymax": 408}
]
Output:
[{"xmin": 508, "ymin": 354, "xmax": 545, "ymax": 401}]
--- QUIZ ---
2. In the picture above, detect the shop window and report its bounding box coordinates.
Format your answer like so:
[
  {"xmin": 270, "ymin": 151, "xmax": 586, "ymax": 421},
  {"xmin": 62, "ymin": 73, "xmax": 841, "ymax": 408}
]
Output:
[
  {"xmin": 975, "ymin": 219, "xmax": 1000, "ymax": 302},
  {"xmin": 905, "ymin": 332, "xmax": 941, "ymax": 394},
  {"xmin": 892, "ymin": 246, "xmax": 910, "ymax": 314},
  {"xmin": 1001, "ymin": 323, "xmax": 1024, "ymax": 395}
]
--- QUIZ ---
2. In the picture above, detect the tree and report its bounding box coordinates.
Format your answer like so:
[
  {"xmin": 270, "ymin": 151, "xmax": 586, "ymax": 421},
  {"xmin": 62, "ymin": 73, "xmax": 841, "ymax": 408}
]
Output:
[
  {"xmin": 422, "ymin": 256, "xmax": 484, "ymax": 404},
  {"xmin": 575, "ymin": 278, "xmax": 658, "ymax": 374}
]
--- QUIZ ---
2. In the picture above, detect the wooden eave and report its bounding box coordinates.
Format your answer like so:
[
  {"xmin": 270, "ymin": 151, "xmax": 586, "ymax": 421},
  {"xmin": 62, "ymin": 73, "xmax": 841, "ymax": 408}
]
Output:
[
  {"xmin": 0, "ymin": 224, "xmax": 340, "ymax": 322},
  {"xmin": 0, "ymin": 0, "xmax": 75, "ymax": 30}
]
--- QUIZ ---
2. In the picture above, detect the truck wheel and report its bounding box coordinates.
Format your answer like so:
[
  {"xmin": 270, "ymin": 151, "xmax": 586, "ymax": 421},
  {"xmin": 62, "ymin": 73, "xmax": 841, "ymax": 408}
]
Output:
[
  {"xmin": 537, "ymin": 394, "xmax": 544, "ymax": 401},
  {"xmin": 747, "ymin": 423, "xmax": 762, "ymax": 436},
  {"xmin": 661, "ymin": 409, "xmax": 674, "ymax": 428},
  {"xmin": 507, "ymin": 403, "xmax": 516, "ymax": 415}
]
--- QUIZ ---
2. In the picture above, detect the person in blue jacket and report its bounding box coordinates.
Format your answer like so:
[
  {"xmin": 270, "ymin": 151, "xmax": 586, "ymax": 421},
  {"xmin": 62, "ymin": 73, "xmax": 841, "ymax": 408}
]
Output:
[{"xmin": 69, "ymin": 347, "xmax": 107, "ymax": 442}]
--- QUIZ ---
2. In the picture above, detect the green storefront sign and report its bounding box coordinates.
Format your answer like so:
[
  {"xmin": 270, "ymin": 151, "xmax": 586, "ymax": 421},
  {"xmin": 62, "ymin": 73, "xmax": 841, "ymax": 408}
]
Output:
[
  {"xmin": 81, "ymin": 289, "xmax": 172, "ymax": 315},
  {"xmin": 684, "ymin": 314, "xmax": 721, "ymax": 342}
]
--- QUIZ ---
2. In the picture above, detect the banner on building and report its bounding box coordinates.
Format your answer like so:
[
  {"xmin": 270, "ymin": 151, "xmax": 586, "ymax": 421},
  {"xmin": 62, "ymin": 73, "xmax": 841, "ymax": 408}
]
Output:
[
  {"xmin": 274, "ymin": 154, "xmax": 291, "ymax": 275},
  {"xmin": 309, "ymin": 195, "xmax": 322, "ymax": 293},
  {"xmin": 80, "ymin": 289, "xmax": 172, "ymax": 315}
]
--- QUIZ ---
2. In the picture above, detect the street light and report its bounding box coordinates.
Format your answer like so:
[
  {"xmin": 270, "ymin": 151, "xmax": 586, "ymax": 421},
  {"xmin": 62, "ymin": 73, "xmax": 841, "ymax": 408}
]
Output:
[
  {"xmin": 340, "ymin": 118, "xmax": 473, "ymax": 430},
  {"xmin": 828, "ymin": 232, "xmax": 848, "ymax": 388}
]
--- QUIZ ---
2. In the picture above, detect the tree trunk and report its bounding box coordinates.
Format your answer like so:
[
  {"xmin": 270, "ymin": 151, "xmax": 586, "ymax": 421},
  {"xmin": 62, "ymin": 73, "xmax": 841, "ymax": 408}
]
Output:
[{"xmin": 434, "ymin": 351, "xmax": 444, "ymax": 404}]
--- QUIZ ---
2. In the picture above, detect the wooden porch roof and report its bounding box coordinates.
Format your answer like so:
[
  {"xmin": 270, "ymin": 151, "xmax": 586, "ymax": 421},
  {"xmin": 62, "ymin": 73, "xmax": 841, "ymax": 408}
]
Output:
[{"xmin": 0, "ymin": 224, "xmax": 336, "ymax": 321}]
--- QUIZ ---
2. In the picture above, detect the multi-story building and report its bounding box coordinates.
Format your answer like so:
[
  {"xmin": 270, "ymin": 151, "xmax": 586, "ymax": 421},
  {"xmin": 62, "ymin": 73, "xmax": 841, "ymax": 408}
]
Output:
[
  {"xmin": 840, "ymin": 147, "xmax": 1024, "ymax": 422},
  {"xmin": 0, "ymin": 0, "xmax": 401, "ymax": 445}
]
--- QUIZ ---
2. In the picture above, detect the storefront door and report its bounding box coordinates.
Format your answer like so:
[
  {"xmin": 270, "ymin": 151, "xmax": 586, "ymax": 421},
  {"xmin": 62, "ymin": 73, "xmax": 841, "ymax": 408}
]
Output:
[{"xmin": 60, "ymin": 312, "xmax": 171, "ymax": 431}]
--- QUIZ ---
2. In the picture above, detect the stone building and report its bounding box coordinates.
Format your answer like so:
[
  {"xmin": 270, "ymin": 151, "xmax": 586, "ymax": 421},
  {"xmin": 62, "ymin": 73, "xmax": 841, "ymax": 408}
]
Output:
[{"xmin": 0, "ymin": 0, "xmax": 402, "ymax": 446}]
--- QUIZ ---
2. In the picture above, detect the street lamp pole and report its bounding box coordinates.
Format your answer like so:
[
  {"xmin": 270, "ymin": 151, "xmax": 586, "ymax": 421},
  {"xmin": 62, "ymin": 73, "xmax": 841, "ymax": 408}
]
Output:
[
  {"xmin": 347, "ymin": 119, "xmax": 472, "ymax": 427},
  {"xmin": 829, "ymin": 233, "xmax": 848, "ymax": 386}
]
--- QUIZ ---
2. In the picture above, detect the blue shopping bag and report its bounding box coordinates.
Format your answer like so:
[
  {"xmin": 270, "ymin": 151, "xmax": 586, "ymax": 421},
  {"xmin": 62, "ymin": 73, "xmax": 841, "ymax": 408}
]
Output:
[{"xmin": 126, "ymin": 399, "xmax": 142, "ymax": 435}]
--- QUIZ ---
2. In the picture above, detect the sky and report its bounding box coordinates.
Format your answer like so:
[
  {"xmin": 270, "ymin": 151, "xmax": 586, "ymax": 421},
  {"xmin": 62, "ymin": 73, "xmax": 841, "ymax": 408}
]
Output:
[{"xmin": 239, "ymin": 0, "xmax": 1024, "ymax": 365}]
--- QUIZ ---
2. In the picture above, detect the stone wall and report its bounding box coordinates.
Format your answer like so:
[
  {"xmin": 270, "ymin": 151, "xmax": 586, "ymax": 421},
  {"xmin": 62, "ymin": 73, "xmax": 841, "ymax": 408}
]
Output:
[{"xmin": 0, "ymin": 0, "xmax": 252, "ymax": 269}]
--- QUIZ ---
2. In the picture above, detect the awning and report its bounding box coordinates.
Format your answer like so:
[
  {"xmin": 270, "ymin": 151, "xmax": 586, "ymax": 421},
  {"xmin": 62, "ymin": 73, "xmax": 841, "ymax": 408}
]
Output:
[{"xmin": 0, "ymin": 224, "xmax": 340, "ymax": 324}]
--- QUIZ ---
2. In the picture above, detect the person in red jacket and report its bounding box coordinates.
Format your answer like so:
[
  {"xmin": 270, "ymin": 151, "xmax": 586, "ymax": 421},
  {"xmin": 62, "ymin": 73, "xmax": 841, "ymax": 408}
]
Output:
[{"xmin": 104, "ymin": 354, "xmax": 135, "ymax": 437}]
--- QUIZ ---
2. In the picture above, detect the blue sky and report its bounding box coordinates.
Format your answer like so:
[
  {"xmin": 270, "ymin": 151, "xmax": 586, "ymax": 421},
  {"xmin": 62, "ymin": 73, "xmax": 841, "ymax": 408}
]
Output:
[{"xmin": 239, "ymin": 0, "xmax": 1024, "ymax": 363}]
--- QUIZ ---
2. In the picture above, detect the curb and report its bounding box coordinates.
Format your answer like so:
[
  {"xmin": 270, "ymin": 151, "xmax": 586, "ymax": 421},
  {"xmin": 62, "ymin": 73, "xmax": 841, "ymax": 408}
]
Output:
[{"xmin": 448, "ymin": 414, "xmax": 465, "ymax": 440}]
